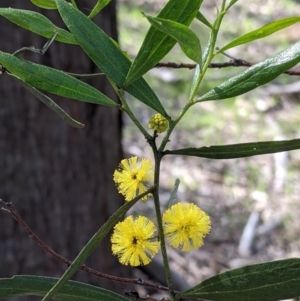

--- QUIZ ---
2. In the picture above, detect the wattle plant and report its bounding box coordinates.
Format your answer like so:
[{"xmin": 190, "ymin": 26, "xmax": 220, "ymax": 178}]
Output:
[{"xmin": 1, "ymin": 0, "xmax": 300, "ymax": 300}]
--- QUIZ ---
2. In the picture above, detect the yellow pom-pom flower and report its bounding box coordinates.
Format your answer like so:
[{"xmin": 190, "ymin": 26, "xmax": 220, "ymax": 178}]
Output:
[
  {"xmin": 111, "ymin": 215, "xmax": 160, "ymax": 266},
  {"xmin": 113, "ymin": 157, "xmax": 153, "ymax": 201},
  {"xmin": 162, "ymin": 203, "xmax": 211, "ymax": 252},
  {"xmin": 148, "ymin": 113, "xmax": 169, "ymax": 133}
]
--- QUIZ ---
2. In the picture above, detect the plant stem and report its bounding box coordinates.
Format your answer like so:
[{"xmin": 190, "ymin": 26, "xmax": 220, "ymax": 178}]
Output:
[
  {"xmin": 152, "ymin": 152, "xmax": 175, "ymax": 300},
  {"xmin": 118, "ymin": 90, "xmax": 152, "ymax": 141},
  {"xmin": 117, "ymin": 81, "xmax": 175, "ymax": 299},
  {"xmin": 158, "ymin": 102, "xmax": 193, "ymax": 152},
  {"xmin": 159, "ymin": 1, "xmax": 228, "ymax": 152},
  {"xmin": 189, "ymin": 0, "xmax": 228, "ymax": 103}
]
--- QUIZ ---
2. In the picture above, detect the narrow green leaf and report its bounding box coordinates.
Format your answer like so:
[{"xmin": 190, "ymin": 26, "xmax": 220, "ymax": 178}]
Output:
[
  {"xmin": 180, "ymin": 258, "xmax": 300, "ymax": 301},
  {"xmin": 167, "ymin": 178, "xmax": 180, "ymax": 209},
  {"xmin": 196, "ymin": 11, "xmax": 213, "ymax": 29},
  {"xmin": 0, "ymin": 275, "xmax": 131, "ymax": 301},
  {"xmin": 189, "ymin": 64, "xmax": 201, "ymax": 100},
  {"xmin": 88, "ymin": 0, "xmax": 112, "ymax": 19},
  {"xmin": 219, "ymin": 17, "xmax": 300, "ymax": 52},
  {"xmin": 70, "ymin": 0, "xmax": 78, "ymax": 9},
  {"xmin": 0, "ymin": 51, "xmax": 118, "ymax": 107},
  {"xmin": 197, "ymin": 40, "xmax": 300, "ymax": 101},
  {"xmin": 9, "ymin": 73, "xmax": 84, "ymax": 128},
  {"xmin": 41, "ymin": 192, "xmax": 148, "ymax": 301},
  {"xmin": 30, "ymin": 0, "xmax": 57, "ymax": 9},
  {"xmin": 145, "ymin": 16, "xmax": 202, "ymax": 64},
  {"xmin": 164, "ymin": 139, "xmax": 300, "ymax": 159},
  {"xmin": 189, "ymin": 30, "xmax": 213, "ymax": 99},
  {"xmin": 0, "ymin": 8, "xmax": 76, "ymax": 44},
  {"xmin": 54, "ymin": 0, "xmax": 167, "ymax": 116},
  {"xmin": 227, "ymin": 0, "xmax": 240, "ymax": 10},
  {"xmin": 125, "ymin": 0, "xmax": 204, "ymax": 85}
]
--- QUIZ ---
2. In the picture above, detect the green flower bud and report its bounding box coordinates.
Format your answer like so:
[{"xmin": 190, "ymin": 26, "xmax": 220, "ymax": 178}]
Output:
[{"xmin": 148, "ymin": 113, "xmax": 169, "ymax": 133}]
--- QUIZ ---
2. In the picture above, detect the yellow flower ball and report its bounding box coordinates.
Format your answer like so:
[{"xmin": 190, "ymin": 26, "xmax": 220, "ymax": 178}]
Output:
[
  {"xmin": 111, "ymin": 215, "xmax": 160, "ymax": 266},
  {"xmin": 113, "ymin": 157, "xmax": 153, "ymax": 201},
  {"xmin": 162, "ymin": 203, "xmax": 211, "ymax": 252}
]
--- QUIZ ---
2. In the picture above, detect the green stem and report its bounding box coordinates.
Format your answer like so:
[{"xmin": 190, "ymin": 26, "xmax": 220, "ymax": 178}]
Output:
[
  {"xmin": 159, "ymin": 102, "xmax": 193, "ymax": 152},
  {"xmin": 116, "ymin": 81, "xmax": 174, "ymax": 299},
  {"xmin": 189, "ymin": 0, "xmax": 228, "ymax": 103},
  {"xmin": 152, "ymin": 152, "xmax": 175, "ymax": 300},
  {"xmin": 118, "ymin": 90, "xmax": 152, "ymax": 141},
  {"xmin": 159, "ymin": 1, "xmax": 228, "ymax": 152}
]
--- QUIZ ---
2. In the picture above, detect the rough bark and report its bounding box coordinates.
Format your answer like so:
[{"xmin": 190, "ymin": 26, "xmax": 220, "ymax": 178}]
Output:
[{"xmin": 0, "ymin": 0, "xmax": 132, "ymax": 298}]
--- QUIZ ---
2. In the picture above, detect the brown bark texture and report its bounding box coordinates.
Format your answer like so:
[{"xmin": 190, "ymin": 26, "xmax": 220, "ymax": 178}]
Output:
[{"xmin": 0, "ymin": 0, "xmax": 133, "ymax": 299}]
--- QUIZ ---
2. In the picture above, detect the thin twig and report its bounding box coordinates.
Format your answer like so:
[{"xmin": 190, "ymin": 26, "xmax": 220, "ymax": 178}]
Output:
[
  {"xmin": 0, "ymin": 199, "xmax": 172, "ymax": 293},
  {"xmin": 155, "ymin": 60, "xmax": 300, "ymax": 76}
]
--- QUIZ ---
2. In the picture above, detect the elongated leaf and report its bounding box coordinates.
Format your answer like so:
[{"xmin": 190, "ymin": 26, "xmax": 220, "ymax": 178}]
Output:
[
  {"xmin": 30, "ymin": 0, "xmax": 57, "ymax": 9},
  {"xmin": 164, "ymin": 139, "xmax": 300, "ymax": 159},
  {"xmin": 167, "ymin": 178, "xmax": 180, "ymax": 209},
  {"xmin": 189, "ymin": 30, "xmax": 214, "ymax": 99},
  {"xmin": 41, "ymin": 191, "xmax": 148, "ymax": 301},
  {"xmin": 219, "ymin": 17, "xmax": 300, "ymax": 52},
  {"xmin": 197, "ymin": 40, "xmax": 300, "ymax": 101},
  {"xmin": 227, "ymin": 0, "xmax": 240, "ymax": 9},
  {"xmin": 125, "ymin": 0, "xmax": 204, "ymax": 85},
  {"xmin": 88, "ymin": 0, "xmax": 112, "ymax": 19},
  {"xmin": 0, "ymin": 8, "xmax": 76, "ymax": 44},
  {"xmin": 54, "ymin": 0, "xmax": 167, "ymax": 116},
  {"xmin": 145, "ymin": 16, "xmax": 202, "ymax": 64},
  {"xmin": 180, "ymin": 258, "xmax": 300, "ymax": 301},
  {"xmin": 0, "ymin": 275, "xmax": 130, "ymax": 301},
  {"xmin": 9, "ymin": 73, "xmax": 84, "ymax": 128},
  {"xmin": 196, "ymin": 11, "xmax": 213, "ymax": 29},
  {"xmin": 0, "ymin": 51, "xmax": 117, "ymax": 107}
]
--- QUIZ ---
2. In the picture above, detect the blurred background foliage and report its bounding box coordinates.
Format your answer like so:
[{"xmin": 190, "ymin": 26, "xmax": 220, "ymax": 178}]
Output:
[{"xmin": 118, "ymin": 0, "xmax": 300, "ymax": 285}]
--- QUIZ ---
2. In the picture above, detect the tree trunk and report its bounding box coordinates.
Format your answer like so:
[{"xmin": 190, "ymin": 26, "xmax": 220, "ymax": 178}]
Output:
[{"xmin": 0, "ymin": 0, "xmax": 132, "ymax": 299}]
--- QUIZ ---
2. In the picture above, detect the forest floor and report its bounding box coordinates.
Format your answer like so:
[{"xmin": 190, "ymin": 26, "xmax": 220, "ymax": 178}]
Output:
[{"xmin": 118, "ymin": 0, "xmax": 300, "ymax": 295}]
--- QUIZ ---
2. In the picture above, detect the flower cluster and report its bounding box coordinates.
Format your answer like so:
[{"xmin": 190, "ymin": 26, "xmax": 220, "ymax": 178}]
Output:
[
  {"xmin": 113, "ymin": 156, "xmax": 153, "ymax": 201},
  {"xmin": 111, "ymin": 157, "xmax": 211, "ymax": 266},
  {"xmin": 163, "ymin": 203, "xmax": 211, "ymax": 252},
  {"xmin": 111, "ymin": 216, "xmax": 160, "ymax": 266},
  {"xmin": 148, "ymin": 113, "xmax": 169, "ymax": 133}
]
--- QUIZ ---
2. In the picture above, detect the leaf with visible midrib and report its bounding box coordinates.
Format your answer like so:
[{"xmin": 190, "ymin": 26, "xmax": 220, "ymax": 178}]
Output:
[
  {"xmin": 125, "ymin": 0, "xmax": 204, "ymax": 85},
  {"xmin": 0, "ymin": 51, "xmax": 117, "ymax": 107},
  {"xmin": 180, "ymin": 258, "xmax": 300, "ymax": 301},
  {"xmin": 0, "ymin": 275, "xmax": 131, "ymax": 301},
  {"xmin": 219, "ymin": 17, "xmax": 300, "ymax": 52},
  {"xmin": 54, "ymin": 0, "xmax": 167, "ymax": 116},
  {"xmin": 0, "ymin": 8, "xmax": 76, "ymax": 44},
  {"xmin": 145, "ymin": 16, "xmax": 202, "ymax": 64},
  {"xmin": 197, "ymin": 40, "xmax": 300, "ymax": 101},
  {"xmin": 164, "ymin": 139, "xmax": 300, "ymax": 159}
]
